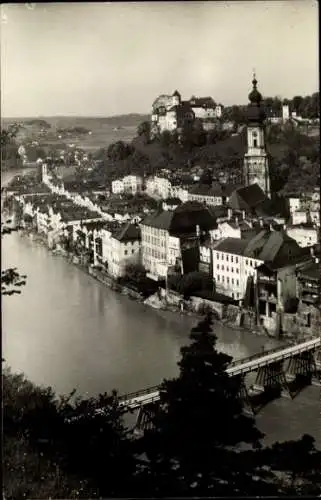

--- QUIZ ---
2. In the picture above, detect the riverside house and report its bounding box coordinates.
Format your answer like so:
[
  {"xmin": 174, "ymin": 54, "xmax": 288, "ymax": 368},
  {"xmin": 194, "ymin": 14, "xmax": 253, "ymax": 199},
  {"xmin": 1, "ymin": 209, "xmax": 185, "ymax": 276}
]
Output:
[
  {"xmin": 100, "ymin": 222, "xmax": 141, "ymax": 278},
  {"xmin": 140, "ymin": 201, "xmax": 217, "ymax": 281}
]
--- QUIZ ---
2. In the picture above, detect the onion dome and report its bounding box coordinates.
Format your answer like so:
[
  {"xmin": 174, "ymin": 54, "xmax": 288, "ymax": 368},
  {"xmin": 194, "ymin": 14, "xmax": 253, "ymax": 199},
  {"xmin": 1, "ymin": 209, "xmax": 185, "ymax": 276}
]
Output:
[
  {"xmin": 248, "ymin": 75, "xmax": 262, "ymax": 104},
  {"xmin": 247, "ymin": 74, "xmax": 266, "ymax": 123},
  {"xmin": 173, "ymin": 90, "xmax": 181, "ymax": 98}
]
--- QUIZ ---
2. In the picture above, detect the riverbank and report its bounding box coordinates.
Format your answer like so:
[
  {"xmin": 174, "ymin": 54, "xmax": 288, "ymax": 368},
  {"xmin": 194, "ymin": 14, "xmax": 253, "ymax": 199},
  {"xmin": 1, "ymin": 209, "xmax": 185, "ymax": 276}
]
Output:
[{"xmin": 15, "ymin": 224, "xmax": 285, "ymax": 342}]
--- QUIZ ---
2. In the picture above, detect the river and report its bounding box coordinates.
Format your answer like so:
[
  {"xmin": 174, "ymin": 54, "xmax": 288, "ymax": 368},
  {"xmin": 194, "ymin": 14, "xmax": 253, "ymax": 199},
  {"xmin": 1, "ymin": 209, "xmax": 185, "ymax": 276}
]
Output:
[{"xmin": 2, "ymin": 169, "xmax": 320, "ymax": 447}]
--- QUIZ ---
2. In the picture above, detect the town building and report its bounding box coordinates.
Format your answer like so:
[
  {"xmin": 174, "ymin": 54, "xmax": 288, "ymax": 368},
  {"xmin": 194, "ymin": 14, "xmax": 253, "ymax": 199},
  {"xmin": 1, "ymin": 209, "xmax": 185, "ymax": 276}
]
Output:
[
  {"xmin": 228, "ymin": 184, "xmax": 278, "ymax": 219},
  {"xmin": 151, "ymin": 90, "xmax": 195, "ymax": 135},
  {"xmin": 243, "ymin": 74, "xmax": 271, "ymax": 198},
  {"xmin": 188, "ymin": 184, "xmax": 224, "ymax": 206},
  {"xmin": 286, "ymin": 224, "xmax": 319, "ymax": 248},
  {"xmin": 140, "ymin": 201, "xmax": 217, "ymax": 280},
  {"xmin": 145, "ymin": 176, "xmax": 172, "ymax": 199},
  {"xmin": 189, "ymin": 96, "xmax": 222, "ymax": 120},
  {"xmin": 215, "ymin": 219, "xmax": 257, "ymax": 241},
  {"xmin": 210, "ymin": 229, "xmax": 311, "ymax": 303},
  {"xmin": 111, "ymin": 175, "xmax": 143, "ymax": 195},
  {"xmin": 151, "ymin": 90, "xmax": 222, "ymax": 136},
  {"xmin": 162, "ymin": 198, "xmax": 182, "ymax": 211},
  {"xmin": 101, "ymin": 222, "xmax": 141, "ymax": 279}
]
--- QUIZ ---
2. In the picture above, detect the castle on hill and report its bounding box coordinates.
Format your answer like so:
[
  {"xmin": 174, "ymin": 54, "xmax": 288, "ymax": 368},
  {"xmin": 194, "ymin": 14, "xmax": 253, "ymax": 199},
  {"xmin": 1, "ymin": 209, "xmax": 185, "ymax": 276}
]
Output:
[{"xmin": 151, "ymin": 90, "xmax": 223, "ymax": 135}]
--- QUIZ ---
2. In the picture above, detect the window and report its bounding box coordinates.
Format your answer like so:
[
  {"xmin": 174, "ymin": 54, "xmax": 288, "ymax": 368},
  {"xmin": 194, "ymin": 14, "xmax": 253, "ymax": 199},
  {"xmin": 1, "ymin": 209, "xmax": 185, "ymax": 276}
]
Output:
[
  {"xmin": 222, "ymin": 265, "xmax": 224, "ymax": 271},
  {"xmin": 227, "ymin": 277, "xmax": 230, "ymax": 284},
  {"xmin": 227, "ymin": 266, "xmax": 229, "ymax": 272},
  {"xmin": 222, "ymin": 276, "xmax": 225, "ymax": 283},
  {"xmin": 232, "ymin": 278, "xmax": 234, "ymax": 285},
  {"xmin": 217, "ymin": 275, "xmax": 220, "ymax": 281},
  {"xmin": 217, "ymin": 264, "xmax": 219, "ymax": 270},
  {"xmin": 216, "ymin": 253, "xmax": 220, "ymax": 259},
  {"xmin": 236, "ymin": 279, "xmax": 239, "ymax": 286},
  {"xmin": 231, "ymin": 256, "xmax": 234, "ymax": 262},
  {"xmin": 124, "ymin": 250, "xmax": 128, "ymax": 255},
  {"xmin": 231, "ymin": 267, "xmax": 234, "ymax": 273},
  {"xmin": 132, "ymin": 249, "xmax": 135, "ymax": 254},
  {"xmin": 226, "ymin": 255, "xmax": 229, "ymax": 262},
  {"xmin": 253, "ymin": 139, "xmax": 258, "ymax": 148},
  {"xmin": 236, "ymin": 257, "xmax": 238, "ymax": 263},
  {"xmin": 236, "ymin": 268, "xmax": 239, "ymax": 274},
  {"xmin": 246, "ymin": 259, "xmax": 248, "ymax": 265}
]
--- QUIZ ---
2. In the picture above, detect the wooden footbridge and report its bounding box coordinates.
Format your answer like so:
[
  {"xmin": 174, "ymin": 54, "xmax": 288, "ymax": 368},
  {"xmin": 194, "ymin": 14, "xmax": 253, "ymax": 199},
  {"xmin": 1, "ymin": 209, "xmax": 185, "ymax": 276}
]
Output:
[{"xmin": 118, "ymin": 336, "xmax": 321, "ymax": 410}]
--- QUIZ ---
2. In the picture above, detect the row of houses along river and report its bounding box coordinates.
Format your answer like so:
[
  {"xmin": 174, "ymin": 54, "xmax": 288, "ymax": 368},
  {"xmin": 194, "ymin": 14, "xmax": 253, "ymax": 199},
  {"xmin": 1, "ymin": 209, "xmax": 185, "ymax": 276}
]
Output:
[{"xmin": 2, "ymin": 169, "xmax": 320, "ymax": 448}]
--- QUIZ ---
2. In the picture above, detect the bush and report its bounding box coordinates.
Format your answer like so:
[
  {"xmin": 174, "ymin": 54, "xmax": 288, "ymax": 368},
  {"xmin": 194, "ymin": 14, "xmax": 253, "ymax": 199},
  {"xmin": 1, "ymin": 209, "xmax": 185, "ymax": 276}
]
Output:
[{"xmin": 168, "ymin": 271, "xmax": 214, "ymax": 299}]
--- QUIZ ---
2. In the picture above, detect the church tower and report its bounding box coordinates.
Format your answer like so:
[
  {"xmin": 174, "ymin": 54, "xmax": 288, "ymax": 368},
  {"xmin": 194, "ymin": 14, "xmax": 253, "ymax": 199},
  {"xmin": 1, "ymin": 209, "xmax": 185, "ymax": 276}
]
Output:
[{"xmin": 244, "ymin": 74, "xmax": 271, "ymax": 198}]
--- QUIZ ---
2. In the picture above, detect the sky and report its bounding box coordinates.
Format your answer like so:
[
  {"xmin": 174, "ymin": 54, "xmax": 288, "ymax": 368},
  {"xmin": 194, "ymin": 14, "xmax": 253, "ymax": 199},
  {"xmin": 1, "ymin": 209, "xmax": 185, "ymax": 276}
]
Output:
[{"xmin": 1, "ymin": 1, "xmax": 319, "ymax": 117}]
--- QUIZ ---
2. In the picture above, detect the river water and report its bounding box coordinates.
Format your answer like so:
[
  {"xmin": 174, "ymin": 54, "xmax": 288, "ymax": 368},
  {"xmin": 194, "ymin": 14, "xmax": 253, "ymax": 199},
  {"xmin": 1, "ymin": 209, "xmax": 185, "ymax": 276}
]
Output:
[{"xmin": 2, "ymin": 169, "xmax": 320, "ymax": 447}]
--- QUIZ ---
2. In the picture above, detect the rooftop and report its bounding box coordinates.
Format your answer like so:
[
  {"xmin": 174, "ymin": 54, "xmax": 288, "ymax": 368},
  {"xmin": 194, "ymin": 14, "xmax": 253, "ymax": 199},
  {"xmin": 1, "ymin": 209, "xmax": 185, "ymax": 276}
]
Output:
[
  {"xmin": 141, "ymin": 201, "xmax": 217, "ymax": 234},
  {"xmin": 228, "ymin": 184, "xmax": 267, "ymax": 211},
  {"xmin": 112, "ymin": 222, "xmax": 141, "ymax": 242},
  {"xmin": 298, "ymin": 261, "xmax": 320, "ymax": 281},
  {"xmin": 213, "ymin": 237, "xmax": 250, "ymax": 256}
]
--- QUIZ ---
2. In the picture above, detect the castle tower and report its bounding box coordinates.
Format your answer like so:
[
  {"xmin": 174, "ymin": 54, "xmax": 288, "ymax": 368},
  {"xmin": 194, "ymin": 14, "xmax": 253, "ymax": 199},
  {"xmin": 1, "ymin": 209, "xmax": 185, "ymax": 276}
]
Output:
[
  {"xmin": 244, "ymin": 74, "xmax": 271, "ymax": 198},
  {"xmin": 282, "ymin": 103, "xmax": 290, "ymax": 121},
  {"xmin": 172, "ymin": 90, "xmax": 181, "ymax": 107}
]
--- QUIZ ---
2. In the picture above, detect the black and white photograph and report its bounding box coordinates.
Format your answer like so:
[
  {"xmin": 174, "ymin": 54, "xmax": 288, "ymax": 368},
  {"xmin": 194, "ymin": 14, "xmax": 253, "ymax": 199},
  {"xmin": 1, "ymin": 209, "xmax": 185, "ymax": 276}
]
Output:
[{"xmin": 1, "ymin": 1, "xmax": 320, "ymax": 498}]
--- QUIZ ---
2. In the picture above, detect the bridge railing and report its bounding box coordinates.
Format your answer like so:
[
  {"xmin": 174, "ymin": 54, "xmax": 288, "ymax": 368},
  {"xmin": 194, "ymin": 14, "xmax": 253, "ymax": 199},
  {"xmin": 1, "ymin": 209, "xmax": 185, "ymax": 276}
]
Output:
[
  {"xmin": 227, "ymin": 341, "xmax": 295, "ymax": 369},
  {"xmin": 119, "ymin": 336, "xmax": 320, "ymax": 403},
  {"xmin": 119, "ymin": 384, "xmax": 160, "ymax": 403}
]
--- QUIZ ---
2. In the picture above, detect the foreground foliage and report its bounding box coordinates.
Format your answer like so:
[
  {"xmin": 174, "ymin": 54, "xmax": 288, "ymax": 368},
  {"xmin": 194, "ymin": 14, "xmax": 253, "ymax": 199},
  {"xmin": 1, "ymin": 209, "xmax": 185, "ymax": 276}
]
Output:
[{"xmin": 3, "ymin": 314, "xmax": 321, "ymax": 497}]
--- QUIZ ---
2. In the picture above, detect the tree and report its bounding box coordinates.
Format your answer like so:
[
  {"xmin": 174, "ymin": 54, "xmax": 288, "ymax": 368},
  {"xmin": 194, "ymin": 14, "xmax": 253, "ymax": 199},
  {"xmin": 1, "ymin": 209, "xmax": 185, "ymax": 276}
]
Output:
[
  {"xmin": 139, "ymin": 314, "xmax": 266, "ymax": 496},
  {"xmin": 1, "ymin": 216, "xmax": 27, "ymax": 296},
  {"xmin": 176, "ymin": 271, "xmax": 213, "ymax": 298},
  {"xmin": 191, "ymin": 119, "xmax": 206, "ymax": 147},
  {"xmin": 1, "ymin": 124, "xmax": 22, "ymax": 170},
  {"xmin": 160, "ymin": 130, "xmax": 172, "ymax": 148},
  {"xmin": 124, "ymin": 263, "xmax": 147, "ymax": 284},
  {"xmin": 180, "ymin": 121, "xmax": 196, "ymax": 151},
  {"xmin": 269, "ymin": 157, "xmax": 290, "ymax": 193},
  {"xmin": 199, "ymin": 168, "xmax": 213, "ymax": 186},
  {"xmin": 107, "ymin": 141, "xmax": 133, "ymax": 161},
  {"xmin": 260, "ymin": 434, "xmax": 321, "ymax": 495},
  {"xmin": 292, "ymin": 95, "xmax": 303, "ymax": 114},
  {"xmin": 137, "ymin": 121, "xmax": 151, "ymax": 144},
  {"xmin": 3, "ymin": 365, "xmax": 139, "ymax": 498}
]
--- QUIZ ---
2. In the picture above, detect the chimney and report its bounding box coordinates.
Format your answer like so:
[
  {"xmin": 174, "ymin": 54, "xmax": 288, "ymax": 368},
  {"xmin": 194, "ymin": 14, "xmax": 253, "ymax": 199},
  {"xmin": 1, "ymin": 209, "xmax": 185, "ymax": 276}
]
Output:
[
  {"xmin": 260, "ymin": 219, "xmax": 264, "ymax": 227},
  {"xmin": 235, "ymin": 217, "xmax": 239, "ymax": 226},
  {"xmin": 269, "ymin": 223, "xmax": 273, "ymax": 232},
  {"xmin": 242, "ymin": 210, "xmax": 246, "ymax": 220},
  {"xmin": 196, "ymin": 224, "xmax": 200, "ymax": 237},
  {"xmin": 227, "ymin": 208, "xmax": 233, "ymax": 220},
  {"xmin": 310, "ymin": 247, "xmax": 315, "ymax": 257},
  {"xmin": 315, "ymin": 257, "xmax": 319, "ymax": 264}
]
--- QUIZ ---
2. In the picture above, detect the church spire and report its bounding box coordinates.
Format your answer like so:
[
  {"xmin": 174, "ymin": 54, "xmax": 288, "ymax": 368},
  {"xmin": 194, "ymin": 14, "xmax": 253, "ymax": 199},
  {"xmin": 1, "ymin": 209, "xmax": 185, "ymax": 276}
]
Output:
[{"xmin": 248, "ymin": 72, "xmax": 262, "ymax": 105}]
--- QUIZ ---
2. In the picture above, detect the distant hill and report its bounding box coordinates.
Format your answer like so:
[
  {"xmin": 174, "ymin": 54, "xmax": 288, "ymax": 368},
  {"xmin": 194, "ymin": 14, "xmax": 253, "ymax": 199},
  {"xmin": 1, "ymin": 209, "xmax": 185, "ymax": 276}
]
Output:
[{"xmin": 2, "ymin": 114, "xmax": 150, "ymax": 130}]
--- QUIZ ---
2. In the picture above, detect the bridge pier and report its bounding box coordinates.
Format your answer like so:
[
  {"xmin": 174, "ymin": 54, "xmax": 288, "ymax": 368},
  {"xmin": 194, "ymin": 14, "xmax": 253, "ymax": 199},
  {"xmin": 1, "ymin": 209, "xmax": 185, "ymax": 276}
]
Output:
[
  {"xmin": 251, "ymin": 361, "xmax": 290, "ymax": 398},
  {"xmin": 235, "ymin": 375, "xmax": 256, "ymax": 415},
  {"xmin": 285, "ymin": 351, "xmax": 316, "ymax": 382},
  {"xmin": 314, "ymin": 348, "xmax": 321, "ymax": 371},
  {"xmin": 133, "ymin": 403, "xmax": 157, "ymax": 437}
]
